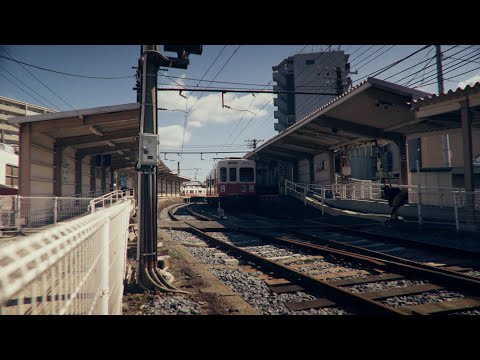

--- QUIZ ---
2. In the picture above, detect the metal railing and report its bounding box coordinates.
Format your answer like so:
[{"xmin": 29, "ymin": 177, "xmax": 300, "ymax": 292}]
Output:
[
  {"xmin": 0, "ymin": 200, "xmax": 132, "ymax": 315},
  {"xmin": 1, "ymin": 196, "xmax": 93, "ymax": 230},
  {"xmin": 285, "ymin": 180, "xmax": 480, "ymax": 231},
  {"xmin": 89, "ymin": 189, "xmax": 135, "ymax": 213}
]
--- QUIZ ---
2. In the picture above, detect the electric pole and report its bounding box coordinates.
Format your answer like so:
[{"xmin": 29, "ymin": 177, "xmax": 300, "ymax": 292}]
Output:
[
  {"xmin": 136, "ymin": 45, "xmax": 202, "ymax": 292},
  {"xmin": 436, "ymin": 45, "xmax": 451, "ymax": 167},
  {"xmin": 435, "ymin": 45, "xmax": 445, "ymax": 94}
]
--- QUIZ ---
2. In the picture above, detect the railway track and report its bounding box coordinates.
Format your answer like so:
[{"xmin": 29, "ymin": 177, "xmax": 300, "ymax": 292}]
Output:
[{"xmin": 165, "ymin": 203, "xmax": 480, "ymax": 315}]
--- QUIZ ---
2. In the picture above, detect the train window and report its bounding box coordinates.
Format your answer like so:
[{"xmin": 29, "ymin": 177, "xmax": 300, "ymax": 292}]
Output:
[
  {"xmin": 229, "ymin": 168, "xmax": 237, "ymax": 182},
  {"xmin": 239, "ymin": 167, "xmax": 254, "ymax": 182},
  {"xmin": 220, "ymin": 167, "xmax": 227, "ymax": 182}
]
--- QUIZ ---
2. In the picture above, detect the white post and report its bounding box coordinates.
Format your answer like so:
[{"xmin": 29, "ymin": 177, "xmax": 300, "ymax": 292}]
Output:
[
  {"xmin": 100, "ymin": 214, "xmax": 110, "ymax": 315},
  {"xmin": 53, "ymin": 197, "xmax": 58, "ymax": 224},
  {"xmin": 321, "ymin": 187, "xmax": 325, "ymax": 215},
  {"xmin": 453, "ymin": 192, "xmax": 460, "ymax": 232},
  {"xmin": 14, "ymin": 195, "xmax": 21, "ymax": 230}
]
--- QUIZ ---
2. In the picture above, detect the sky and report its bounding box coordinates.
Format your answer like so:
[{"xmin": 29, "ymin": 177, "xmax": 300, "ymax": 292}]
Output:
[{"xmin": 1, "ymin": 44, "xmax": 479, "ymax": 181}]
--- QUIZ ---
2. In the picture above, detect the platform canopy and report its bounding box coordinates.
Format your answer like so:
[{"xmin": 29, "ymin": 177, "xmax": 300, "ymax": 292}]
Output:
[
  {"xmin": 244, "ymin": 77, "xmax": 432, "ymax": 161},
  {"xmin": 404, "ymin": 81, "xmax": 480, "ymax": 137},
  {"xmin": 8, "ymin": 102, "xmax": 189, "ymax": 182}
]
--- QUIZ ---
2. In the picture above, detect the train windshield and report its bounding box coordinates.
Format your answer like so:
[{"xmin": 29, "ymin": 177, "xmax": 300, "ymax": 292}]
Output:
[
  {"xmin": 220, "ymin": 167, "xmax": 227, "ymax": 182},
  {"xmin": 239, "ymin": 167, "xmax": 254, "ymax": 182},
  {"xmin": 229, "ymin": 168, "xmax": 237, "ymax": 182}
]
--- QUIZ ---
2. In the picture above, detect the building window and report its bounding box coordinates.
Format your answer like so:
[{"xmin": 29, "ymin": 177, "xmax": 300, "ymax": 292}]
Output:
[
  {"xmin": 306, "ymin": 59, "xmax": 315, "ymax": 65},
  {"xmin": 5, "ymin": 164, "xmax": 19, "ymax": 188}
]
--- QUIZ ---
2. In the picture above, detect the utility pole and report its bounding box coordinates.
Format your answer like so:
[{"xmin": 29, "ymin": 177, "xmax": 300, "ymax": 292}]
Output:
[
  {"xmin": 435, "ymin": 45, "xmax": 445, "ymax": 94},
  {"xmin": 136, "ymin": 45, "xmax": 202, "ymax": 292},
  {"xmin": 436, "ymin": 45, "xmax": 451, "ymax": 168},
  {"xmin": 137, "ymin": 45, "xmax": 160, "ymax": 290}
]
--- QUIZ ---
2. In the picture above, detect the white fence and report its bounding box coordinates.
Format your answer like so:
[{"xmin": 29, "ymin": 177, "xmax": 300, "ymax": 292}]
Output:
[
  {"xmin": 285, "ymin": 180, "xmax": 480, "ymax": 231},
  {"xmin": 0, "ymin": 200, "xmax": 132, "ymax": 315},
  {"xmin": 0, "ymin": 196, "xmax": 93, "ymax": 230},
  {"xmin": 0, "ymin": 189, "xmax": 135, "ymax": 231}
]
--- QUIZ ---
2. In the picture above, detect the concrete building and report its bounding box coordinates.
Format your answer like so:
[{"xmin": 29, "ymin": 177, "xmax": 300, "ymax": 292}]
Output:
[
  {"xmin": 272, "ymin": 51, "xmax": 351, "ymax": 132},
  {"xmin": 0, "ymin": 95, "xmax": 54, "ymax": 148},
  {"xmin": 181, "ymin": 181, "xmax": 206, "ymax": 196},
  {"xmin": 0, "ymin": 143, "xmax": 18, "ymax": 194}
]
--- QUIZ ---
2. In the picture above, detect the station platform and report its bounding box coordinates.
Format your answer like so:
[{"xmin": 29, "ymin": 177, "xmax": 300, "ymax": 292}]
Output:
[{"xmin": 283, "ymin": 193, "xmax": 480, "ymax": 254}]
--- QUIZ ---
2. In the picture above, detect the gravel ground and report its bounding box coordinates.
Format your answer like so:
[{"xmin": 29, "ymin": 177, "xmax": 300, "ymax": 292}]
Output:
[
  {"xmin": 144, "ymin": 294, "xmax": 202, "ymax": 315},
  {"xmin": 463, "ymin": 270, "xmax": 480, "ymax": 279},
  {"xmin": 380, "ymin": 289, "xmax": 467, "ymax": 309},
  {"xmin": 209, "ymin": 268, "xmax": 352, "ymax": 315},
  {"xmin": 347, "ymin": 279, "xmax": 426, "ymax": 294},
  {"xmin": 168, "ymin": 220, "xmax": 352, "ymax": 315},
  {"xmin": 170, "ymin": 229, "xmax": 206, "ymax": 245}
]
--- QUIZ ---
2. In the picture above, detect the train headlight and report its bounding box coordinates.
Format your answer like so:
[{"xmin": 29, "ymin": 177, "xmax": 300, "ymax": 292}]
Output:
[
  {"xmin": 220, "ymin": 185, "xmax": 226, "ymax": 192},
  {"xmin": 249, "ymin": 185, "xmax": 254, "ymax": 192}
]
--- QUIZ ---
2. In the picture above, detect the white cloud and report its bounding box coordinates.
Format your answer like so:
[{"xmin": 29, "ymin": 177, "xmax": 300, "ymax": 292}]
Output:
[
  {"xmin": 457, "ymin": 73, "xmax": 480, "ymax": 89},
  {"xmin": 158, "ymin": 125, "xmax": 191, "ymax": 147},
  {"xmin": 157, "ymin": 80, "xmax": 272, "ymax": 130}
]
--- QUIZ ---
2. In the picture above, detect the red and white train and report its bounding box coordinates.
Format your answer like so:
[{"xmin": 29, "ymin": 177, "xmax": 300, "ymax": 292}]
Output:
[{"xmin": 206, "ymin": 158, "xmax": 256, "ymax": 205}]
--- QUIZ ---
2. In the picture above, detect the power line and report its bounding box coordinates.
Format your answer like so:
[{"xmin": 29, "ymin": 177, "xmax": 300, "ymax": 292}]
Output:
[
  {"xmin": 0, "ymin": 64, "xmax": 61, "ymax": 110},
  {"xmin": 407, "ymin": 49, "xmax": 480, "ymax": 88},
  {"xmin": 0, "ymin": 54, "xmax": 134, "ymax": 80},
  {"xmin": 389, "ymin": 45, "xmax": 472, "ymax": 85},
  {"xmin": 157, "ymin": 87, "xmax": 339, "ymax": 95},
  {"xmin": 180, "ymin": 45, "xmax": 241, "ymax": 154},
  {"xmin": 0, "ymin": 72, "xmax": 53, "ymax": 108},
  {"xmin": 0, "ymin": 47, "xmax": 77, "ymax": 111},
  {"xmin": 355, "ymin": 45, "xmax": 396, "ymax": 71},
  {"xmin": 351, "ymin": 45, "xmax": 432, "ymax": 85}
]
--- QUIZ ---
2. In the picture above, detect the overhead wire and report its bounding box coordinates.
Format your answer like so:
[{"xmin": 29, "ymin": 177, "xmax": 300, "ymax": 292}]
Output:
[
  {"xmin": 0, "ymin": 64, "xmax": 61, "ymax": 110},
  {"xmin": 0, "ymin": 47, "xmax": 77, "ymax": 111},
  {"xmin": 0, "ymin": 54, "xmax": 134, "ymax": 79}
]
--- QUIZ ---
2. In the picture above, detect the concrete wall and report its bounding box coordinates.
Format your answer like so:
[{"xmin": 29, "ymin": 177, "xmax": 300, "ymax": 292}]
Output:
[
  {"xmin": 62, "ymin": 147, "xmax": 76, "ymax": 196},
  {"xmin": 313, "ymin": 153, "xmax": 331, "ymax": 184},
  {"xmin": 30, "ymin": 133, "xmax": 55, "ymax": 196},
  {"xmin": 297, "ymin": 158, "xmax": 310, "ymax": 183},
  {"xmin": 421, "ymin": 131, "xmax": 480, "ymax": 168},
  {"xmin": 81, "ymin": 156, "xmax": 91, "ymax": 196},
  {"xmin": 293, "ymin": 51, "xmax": 348, "ymax": 121}
]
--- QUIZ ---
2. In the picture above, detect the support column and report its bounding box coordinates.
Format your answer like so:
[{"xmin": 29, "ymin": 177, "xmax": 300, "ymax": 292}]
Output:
[
  {"xmin": 328, "ymin": 150, "xmax": 335, "ymax": 185},
  {"xmin": 394, "ymin": 136, "xmax": 408, "ymax": 186},
  {"xmin": 19, "ymin": 123, "xmax": 31, "ymax": 196},
  {"xmin": 309, "ymin": 156, "xmax": 315, "ymax": 184},
  {"xmin": 110, "ymin": 169, "xmax": 115, "ymax": 191},
  {"xmin": 101, "ymin": 164, "xmax": 107, "ymax": 192},
  {"xmin": 90, "ymin": 156, "xmax": 96, "ymax": 195},
  {"xmin": 54, "ymin": 143, "xmax": 64, "ymax": 197},
  {"xmin": 75, "ymin": 153, "xmax": 84, "ymax": 196},
  {"xmin": 461, "ymin": 99, "xmax": 475, "ymax": 224}
]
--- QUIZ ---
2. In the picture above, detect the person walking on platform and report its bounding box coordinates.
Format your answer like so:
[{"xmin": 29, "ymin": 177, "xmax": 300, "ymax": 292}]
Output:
[{"xmin": 382, "ymin": 183, "xmax": 408, "ymax": 221}]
